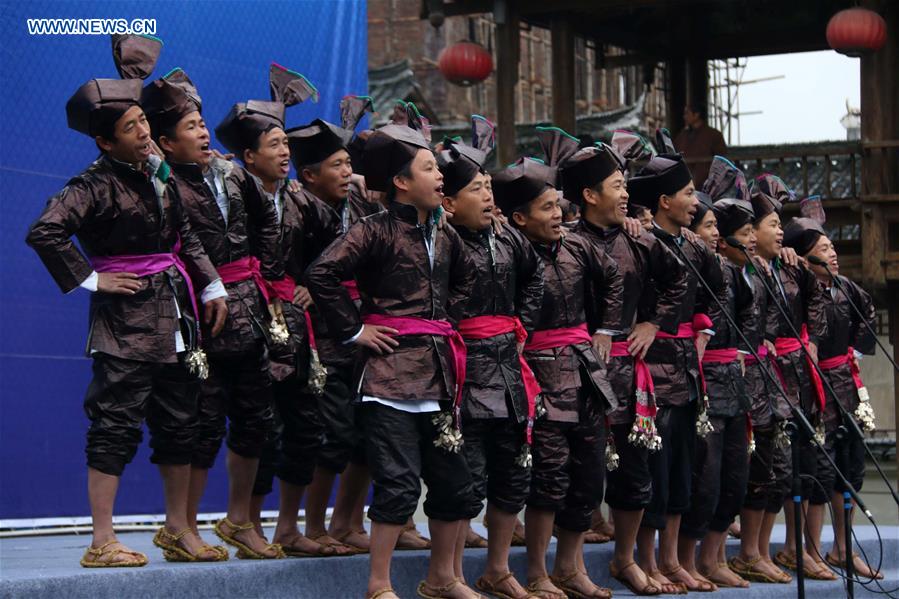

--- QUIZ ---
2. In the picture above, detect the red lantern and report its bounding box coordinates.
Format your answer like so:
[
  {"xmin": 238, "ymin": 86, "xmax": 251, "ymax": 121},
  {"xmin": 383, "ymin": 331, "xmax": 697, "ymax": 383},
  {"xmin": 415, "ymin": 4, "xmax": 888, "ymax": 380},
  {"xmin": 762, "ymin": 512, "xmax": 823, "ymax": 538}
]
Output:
[
  {"xmin": 438, "ymin": 41, "xmax": 493, "ymax": 86},
  {"xmin": 826, "ymin": 7, "xmax": 887, "ymax": 57}
]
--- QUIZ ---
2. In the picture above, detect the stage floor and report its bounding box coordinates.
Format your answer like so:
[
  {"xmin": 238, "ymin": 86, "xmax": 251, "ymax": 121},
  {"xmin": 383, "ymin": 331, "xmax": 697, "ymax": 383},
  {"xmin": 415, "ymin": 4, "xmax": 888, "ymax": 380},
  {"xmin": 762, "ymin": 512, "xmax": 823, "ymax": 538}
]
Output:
[{"xmin": 1, "ymin": 524, "xmax": 896, "ymax": 598}]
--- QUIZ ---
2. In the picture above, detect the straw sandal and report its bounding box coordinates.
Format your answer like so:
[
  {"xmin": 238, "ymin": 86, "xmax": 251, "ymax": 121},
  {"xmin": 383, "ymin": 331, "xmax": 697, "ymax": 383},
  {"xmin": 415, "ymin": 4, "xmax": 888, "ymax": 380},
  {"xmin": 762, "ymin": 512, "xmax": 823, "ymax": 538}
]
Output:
[
  {"xmin": 662, "ymin": 566, "xmax": 718, "ymax": 592},
  {"xmin": 396, "ymin": 522, "xmax": 431, "ymax": 550},
  {"xmin": 214, "ymin": 517, "xmax": 284, "ymax": 559},
  {"xmin": 153, "ymin": 527, "xmax": 227, "ymax": 562},
  {"xmin": 525, "ymin": 577, "xmax": 566, "ymax": 599},
  {"xmin": 417, "ymin": 578, "xmax": 485, "ymax": 598},
  {"xmin": 550, "ymin": 571, "xmax": 612, "ymax": 599},
  {"xmin": 367, "ymin": 588, "xmax": 399, "ymax": 599},
  {"xmin": 728, "ymin": 555, "xmax": 791, "ymax": 583},
  {"xmin": 80, "ymin": 540, "xmax": 148, "ymax": 568},
  {"xmin": 609, "ymin": 561, "xmax": 661, "ymax": 595},
  {"xmin": 475, "ymin": 572, "xmax": 538, "ymax": 599},
  {"xmin": 465, "ymin": 528, "xmax": 489, "ymax": 549}
]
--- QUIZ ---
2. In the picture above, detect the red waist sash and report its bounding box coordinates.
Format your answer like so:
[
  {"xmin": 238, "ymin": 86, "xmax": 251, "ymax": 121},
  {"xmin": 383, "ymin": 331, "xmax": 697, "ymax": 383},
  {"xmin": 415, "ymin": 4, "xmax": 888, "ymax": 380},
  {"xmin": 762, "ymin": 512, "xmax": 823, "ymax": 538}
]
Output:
[
  {"xmin": 610, "ymin": 341, "xmax": 656, "ymax": 418},
  {"xmin": 217, "ymin": 256, "xmax": 269, "ymax": 302},
  {"xmin": 362, "ymin": 314, "xmax": 467, "ymax": 422},
  {"xmin": 773, "ymin": 324, "xmax": 825, "ymax": 410},
  {"xmin": 524, "ymin": 323, "xmax": 591, "ymax": 351},
  {"xmin": 458, "ymin": 315, "xmax": 541, "ymax": 443},
  {"xmin": 743, "ymin": 345, "xmax": 768, "ymax": 366},
  {"xmin": 819, "ymin": 347, "xmax": 864, "ymax": 391},
  {"xmin": 655, "ymin": 314, "xmax": 713, "ymax": 340},
  {"xmin": 702, "ymin": 348, "xmax": 739, "ymax": 364},
  {"xmin": 91, "ymin": 237, "xmax": 198, "ymax": 328},
  {"xmin": 266, "ymin": 274, "xmax": 319, "ymax": 350}
]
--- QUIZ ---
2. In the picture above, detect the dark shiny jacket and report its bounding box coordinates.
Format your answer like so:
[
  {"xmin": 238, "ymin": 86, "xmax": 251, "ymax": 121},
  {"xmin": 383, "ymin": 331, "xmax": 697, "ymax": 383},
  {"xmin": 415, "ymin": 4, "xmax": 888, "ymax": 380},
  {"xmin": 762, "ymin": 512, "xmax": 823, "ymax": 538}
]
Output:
[
  {"xmin": 26, "ymin": 155, "xmax": 219, "ymax": 363},
  {"xmin": 305, "ymin": 201, "xmax": 476, "ymax": 402},
  {"xmin": 743, "ymin": 264, "xmax": 784, "ymax": 429},
  {"xmin": 455, "ymin": 223, "xmax": 544, "ymax": 422},
  {"xmin": 524, "ymin": 231, "xmax": 622, "ymax": 423},
  {"xmin": 765, "ymin": 260, "xmax": 829, "ymax": 417},
  {"xmin": 645, "ymin": 227, "xmax": 726, "ymax": 407},
  {"xmin": 171, "ymin": 159, "xmax": 281, "ymax": 355},
  {"xmin": 268, "ymin": 184, "xmax": 341, "ymax": 381},
  {"xmin": 703, "ymin": 259, "xmax": 756, "ymax": 417},
  {"xmin": 571, "ymin": 220, "xmax": 687, "ymax": 424},
  {"xmin": 819, "ymin": 276, "xmax": 876, "ymax": 426},
  {"xmin": 306, "ymin": 188, "xmax": 383, "ymax": 367}
]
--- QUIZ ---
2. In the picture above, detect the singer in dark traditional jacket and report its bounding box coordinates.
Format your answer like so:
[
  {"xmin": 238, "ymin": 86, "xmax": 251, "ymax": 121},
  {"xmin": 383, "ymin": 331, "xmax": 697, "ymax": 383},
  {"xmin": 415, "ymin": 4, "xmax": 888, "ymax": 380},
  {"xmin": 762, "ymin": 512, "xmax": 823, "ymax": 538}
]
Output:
[
  {"xmin": 626, "ymin": 153, "xmax": 726, "ymax": 593},
  {"xmin": 306, "ymin": 124, "xmax": 481, "ymax": 599},
  {"xmin": 560, "ymin": 143, "xmax": 687, "ymax": 596},
  {"xmin": 783, "ymin": 215, "xmax": 880, "ymax": 580},
  {"xmin": 680, "ymin": 198, "xmax": 757, "ymax": 589},
  {"xmin": 142, "ymin": 65, "xmax": 284, "ymax": 561},
  {"xmin": 495, "ymin": 150, "xmax": 622, "ymax": 599},
  {"xmin": 439, "ymin": 123, "xmax": 545, "ymax": 598},
  {"xmin": 215, "ymin": 64, "xmax": 343, "ymax": 558},
  {"xmin": 751, "ymin": 175, "xmax": 832, "ymax": 580},
  {"xmin": 25, "ymin": 34, "xmax": 227, "ymax": 567}
]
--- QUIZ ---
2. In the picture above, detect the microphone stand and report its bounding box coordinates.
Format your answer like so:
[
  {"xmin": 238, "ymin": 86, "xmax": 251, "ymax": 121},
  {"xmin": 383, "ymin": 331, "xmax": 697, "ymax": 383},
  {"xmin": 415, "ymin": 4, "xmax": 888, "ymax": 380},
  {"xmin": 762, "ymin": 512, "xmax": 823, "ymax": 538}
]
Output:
[
  {"xmin": 836, "ymin": 425, "xmax": 855, "ymax": 598},
  {"xmin": 662, "ymin": 234, "xmax": 869, "ymax": 599},
  {"xmin": 730, "ymin": 239, "xmax": 899, "ymax": 509},
  {"xmin": 806, "ymin": 254, "xmax": 898, "ymax": 373}
]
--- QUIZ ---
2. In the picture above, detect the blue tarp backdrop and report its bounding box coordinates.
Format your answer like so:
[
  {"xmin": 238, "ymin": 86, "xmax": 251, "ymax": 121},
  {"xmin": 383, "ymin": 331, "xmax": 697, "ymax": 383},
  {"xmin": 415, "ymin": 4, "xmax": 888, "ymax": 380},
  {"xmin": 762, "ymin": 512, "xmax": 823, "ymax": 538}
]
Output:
[{"xmin": 0, "ymin": 0, "xmax": 367, "ymax": 519}]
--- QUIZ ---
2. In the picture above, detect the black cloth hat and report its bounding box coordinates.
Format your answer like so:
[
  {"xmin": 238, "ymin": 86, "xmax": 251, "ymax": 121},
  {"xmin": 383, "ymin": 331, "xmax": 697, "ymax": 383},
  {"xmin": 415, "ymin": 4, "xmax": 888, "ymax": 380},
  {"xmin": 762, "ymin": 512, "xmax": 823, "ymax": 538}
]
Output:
[
  {"xmin": 627, "ymin": 154, "xmax": 693, "ymax": 212},
  {"xmin": 362, "ymin": 124, "xmax": 431, "ymax": 192},
  {"xmin": 559, "ymin": 144, "xmax": 622, "ymax": 205},
  {"xmin": 286, "ymin": 119, "xmax": 354, "ymax": 169},
  {"xmin": 610, "ymin": 129, "xmax": 656, "ymax": 178},
  {"xmin": 690, "ymin": 190, "xmax": 714, "ymax": 229},
  {"xmin": 492, "ymin": 159, "xmax": 553, "ymax": 215},
  {"xmin": 783, "ymin": 217, "xmax": 826, "ymax": 256},
  {"xmin": 66, "ymin": 34, "xmax": 162, "ymax": 137},
  {"xmin": 215, "ymin": 63, "xmax": 316, "ymax": 156},
  {"xmin": 703, "ymin": 155, "xmax": 749, "ymax": 201},
  {"xmin": 712, "ymin": 198, "xmax": 754, "ymax": 238},
  {"xmin": 437, "ymin": 141, "xmax": 487, "ymax": 198},
  {"xmin": 142, "ymin": 67, "xmax": 202, "ymax": 134},
  {"xmin": 536, "ymin": 126, "xmax": 580, "ymax": 188},
  {"xmin": 340, "ymin": 95, "xmax": 374, "ymax": 131},
  {"xmin": 750, "ymin": 173, "xmax": 791, "ymax": 223}
]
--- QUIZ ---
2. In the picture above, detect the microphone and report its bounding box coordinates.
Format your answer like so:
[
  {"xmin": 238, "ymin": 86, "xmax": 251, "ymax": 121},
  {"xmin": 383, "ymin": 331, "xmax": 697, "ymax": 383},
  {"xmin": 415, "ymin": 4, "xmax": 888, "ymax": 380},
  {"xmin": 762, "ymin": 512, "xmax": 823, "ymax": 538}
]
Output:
[
  {"xmin": 726, "ymin": 240, "xmax": 897, "ymax": 511},
  {"xmin": 724, "ymin": 236, "xmax": 744, "ymax": 251},
  {"xmin": 806, "ymin": 255, "xmax": 897, "ymax": 373},
  {"xmin": 806, "ymin": 254, "xmax": 827, "ymax": 267},
  {"xmin": 664, "ymin": 236, "xmax": 877, "ymax": 516}
]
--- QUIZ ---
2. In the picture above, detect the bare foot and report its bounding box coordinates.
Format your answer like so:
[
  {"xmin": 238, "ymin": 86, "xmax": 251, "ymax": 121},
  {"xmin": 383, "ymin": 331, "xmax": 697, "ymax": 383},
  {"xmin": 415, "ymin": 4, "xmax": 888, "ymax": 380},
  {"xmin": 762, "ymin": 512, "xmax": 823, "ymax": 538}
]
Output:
[
  {"xmin": 477, "ymin": 571, "xmax": 529, "ymax": 598},
  {"xmin": 666, "ymin": 565, "xmax": 717, "ymax": 592},
  {"xmin": 527, "ymin": 576, "xmax": 567, "ymax": 599},
  {"xmin": 332, "ymin": 527, "xmax": 371, "ymax": 552},
  {"xmin": 553, "ymin": 570, "xmax": 612, "ymax": 599},
  {"xmin": 828, "ymin": 552, "xmax": 884, "ymax": 580},
  {"xmin": 274, "ymin": 531, "xmax": 354, "ymax": 556},
  {"xmin": 610, "ymin": 559, "xmax": 659, "ymax": 594},
  {"xmin": 648, "ymin": 570, "xmax": 686, "ymax": 594},
  {"xmin": 82, "ymin": 540, "xmax": 148, "ymax": 566},
  {"xmin": 421, "ymin": 578, "xmax": 481, "ymax": 599},
  {"xmin": 702, "ymin": 563, "xmax": 749, "ymax": 588},
  {"xmin": 166, "ymin": 527, "xmax": 222, "ymax": 560}
]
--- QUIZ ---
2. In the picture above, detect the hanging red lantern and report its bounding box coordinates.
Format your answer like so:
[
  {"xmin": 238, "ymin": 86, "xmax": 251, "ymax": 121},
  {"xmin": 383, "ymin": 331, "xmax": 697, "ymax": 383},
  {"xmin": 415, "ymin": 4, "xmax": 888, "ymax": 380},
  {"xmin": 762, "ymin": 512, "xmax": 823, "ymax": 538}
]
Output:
[
  {"xmin": 438, "ymin": 40, "xmax": 493, "ymax": 86},
  {"xmin": 826, "ymin": 7, "xmax": 887, "ymax": 57}
]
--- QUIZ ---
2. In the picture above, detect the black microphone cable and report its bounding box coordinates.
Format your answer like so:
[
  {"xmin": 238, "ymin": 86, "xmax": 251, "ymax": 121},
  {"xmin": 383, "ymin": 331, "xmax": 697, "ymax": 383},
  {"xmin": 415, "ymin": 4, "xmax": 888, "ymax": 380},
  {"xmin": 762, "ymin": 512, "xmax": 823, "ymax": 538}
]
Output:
[
  {"xmin": 663, "ymin": 234, "xmax": 871, "ymax": 515},
  {"xmin": 726, "ymin": 236, "xmax": 899, "ymax": 510},
  {"xmin": 805, "ymin": 254, "xmax": 899, "ymax": 373}
]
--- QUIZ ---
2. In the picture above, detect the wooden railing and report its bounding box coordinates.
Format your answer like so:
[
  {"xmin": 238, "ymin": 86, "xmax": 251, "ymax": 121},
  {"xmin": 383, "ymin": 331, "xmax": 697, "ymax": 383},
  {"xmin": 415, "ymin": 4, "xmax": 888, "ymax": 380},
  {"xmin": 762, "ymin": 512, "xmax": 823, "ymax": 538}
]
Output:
[{"xmin": 683, "ymin": 139, "xmax": 899, "ymax": 205}]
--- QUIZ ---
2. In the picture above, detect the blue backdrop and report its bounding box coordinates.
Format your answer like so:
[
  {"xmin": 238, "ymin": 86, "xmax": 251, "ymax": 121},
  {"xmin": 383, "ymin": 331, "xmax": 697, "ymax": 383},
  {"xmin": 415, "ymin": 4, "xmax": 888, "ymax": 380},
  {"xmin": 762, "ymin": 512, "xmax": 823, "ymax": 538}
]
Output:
[{"xmin": 0, "ymin": 0, "xmax": 367, "ymax": 520}]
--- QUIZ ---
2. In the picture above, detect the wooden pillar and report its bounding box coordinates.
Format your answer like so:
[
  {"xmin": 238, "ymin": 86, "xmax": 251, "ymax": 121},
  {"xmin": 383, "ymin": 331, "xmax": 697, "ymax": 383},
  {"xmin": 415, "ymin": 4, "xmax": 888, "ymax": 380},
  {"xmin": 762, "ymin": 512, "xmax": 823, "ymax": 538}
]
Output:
[
  {"xmin": 494, "ymin": 0, "xmax": 519, "ymax": 167},
  {"xmin": 666, "ymin": 56, "xmax": 687, "ymax": 134},
  {"xmin": 860, "ymin": 0, "xmax": 899, "ymax": 477},
  {"xmin": 686, "ymin": 56, "xmax": 709, "ymax": 120},
  {"xmin": 551, "ymin": 16, "xmax": 576, "ymax": 133}
]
